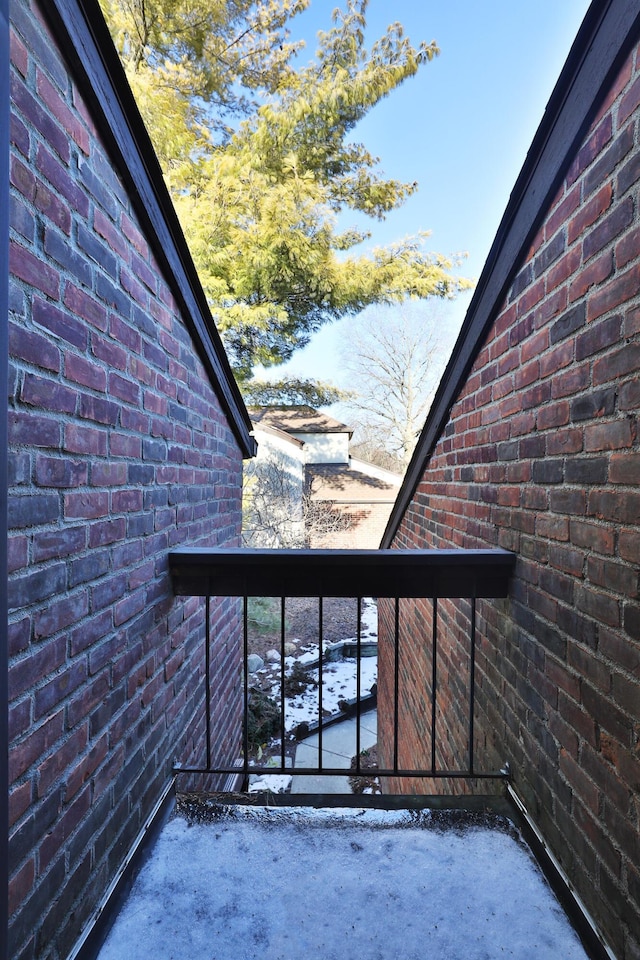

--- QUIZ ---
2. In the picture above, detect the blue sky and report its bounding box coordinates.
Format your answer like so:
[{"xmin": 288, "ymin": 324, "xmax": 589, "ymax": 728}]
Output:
[{"xmin": 260, "ymin": 0, "xmax": 593, "ymax": 388}]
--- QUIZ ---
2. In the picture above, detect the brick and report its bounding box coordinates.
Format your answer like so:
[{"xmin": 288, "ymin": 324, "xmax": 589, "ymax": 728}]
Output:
[
  {"xmin": 9, "ymin": 241, "xmax": 59, "ymax": 299},
  {"xmin": 546, "ymin": 247, "xmax": 581, "ymax": 293},
  {"xmin": 618, "ymin": 150, "xmax": 640, "ymax": 195},
  {"xmin": 21, "ymin": 373, "xmax": 76, "ymax": 414},
  {"xmin": 91, "ymin": 462, "xmax": 127, "ymax": 486},
  {"xmin": 9, "ymin": 858, "xmax": 36, "ymax": 916},
  {"xmin": 10, "ymin": 193, "xmax": 36, "ymax": 243},
  {"xmin": 64, "ymin": 423, "xmax": 108, "ymax": 457},
  {"xmin": 610, "ymin": 452, "xmax": 640, "ymax": 484},
  {"xmin": 583, "ymin": 196, "xmax": 634, "ymax": 261},
  {"xmin": 583, "ymin": 123, "xmax": 634, "ymax": 198},
  {"xmin": 35, "ymin": 143, "xmax": 89, "ymax": 217},
  {"xmin": 35, "ymin": 456, "xmax": 87, "ymax": 488},
  {"xmin": 558, "ymin": 691, "xmax": 597, "ymax": 747},
  {"xmin": 551, "ymin": 364, "xmax": 590, "ymax": 400},
  {"xmin": 533, "ymin": 230, "xmax": 565, "ymax": 278},
  {"xmin": 109, "ymin": 372, "xmax": 139, "ymax": 405},
  {"xmin": 121, "ymin": 212, "xmax": 148, "ymax": 256},
  {"xmin": 570, "ymin": 387, "xmax": 616, "ymax": 422},
  {"xmin": 625, "ymin": 304, "xmax": 640, "ymax": 336},
  {"xmin": 567, "ymin": 113, "xmax": 613, "ymax": 186},
  {"xmin": 76, "ymin": 224, "xmax": 117, "ymax": 278},
  {"xmin": 618, "ymin": 71, "xmax": 640, "ymax": 127},
  {"xmin": 36, "ymin": 68, "xmax": 90, "ymax": 154},
  {"xmin": 569, "ymin": 251, "xmax": 614, "ymax": 302},
  {"xmin": 9, "ymin": 709, "xmax": 65, "ymax": 782},
  {"xmin": 536, "ymin": 515, "xmax": 569, "ymax": 541},
  {"xmin": 584, "ymin": 419, "xmax": 634, "ymax": 452},
  {"xmin": 9, "ymin": 323, "xmax": 60, "ymax": 373},
  {"xmin": 33, "ymin": 297, "xmax": 87, "ymax": 350},
  {"xmin": 77, "ymin": 159, "xmax": 120, "ymax": 221},
  {"xmin": 10, "ymin": 72, "xmax": 70, "ymax": 163},
  {"xmin": 10, "ymin": 110, "xmax": 30, "ymax": 162},
  {"xmin": 37, "ymin": 724, "xmax": 88, "ymax": 797},
  {"xmin": 587, "ymin": 262, "xmax": 640, "ymax": 321},
  {"xmin": 567, "ymin": 183, "xmax": 613, "ymax": 245},
  {"xmin": 64, "ymin": 490, "xmax": 108, "ymax": 520},
  {"xmin": 615, "ymin": 224, "xmax": 640, "ymax": 270},
  {"xmin": 64, "ymin": 353, "xmax": 107, "ymax": 392},
  {"xmin": 10, "ymin": 154, "xmax": 36, "ymax": 202},
  {"xmin": 8, "ymin": 493, "xmax": 59, "ymax": 528},
  {"xmin": 576, "ymin": 314, "xmax": 622, "ymax": 362},
  {"xmin": 88, "ymin": 518, "xmax": 126, "ymax": 548},
  {"xmin": 35, "ymin": 179, "xmax": 72, "ymax": 233},
  {"xmin": 589, "ymin": 490, "xmax": 640, "ymax": 524},
  {"xmin": 619, "ymin": 379, "xmax": 640, "ymax": 416},
  {"xmin": 611, "ymin": 672, "xmax": 640, "ymax": 720},
  {"xmin": 33, "ymin": 526, "xmax": 86, "ymax": 562},
  {"xmin": 33, "ymin": 658, "xmax": 87, "ymax": 719},
  {"xmin": 63, "ymin": 283, "xmax": 108, "ymax": 332},
  {"xmin": 66, "ymin": 673, "xmax": 110, "ymax": 729},
  {"xmin": 576, "ymin": 580, "xmax": 621, "ymax": 625},
  {"xmin": 94, "ymin": 208, "xmax": 128, "ymax": 259},
  {"xmin": 78, "ymin": 393, "xmax": 119, "ymax": 426},
  {"xmin": 92, "ymin": 334, "xmax": 128, "ymax": 371},
  {"xmin": 619, "ymin": 528, "xmax": 640, "ymax": 563}
]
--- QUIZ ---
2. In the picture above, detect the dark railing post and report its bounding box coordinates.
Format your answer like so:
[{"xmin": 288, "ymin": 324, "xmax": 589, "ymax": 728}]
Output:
[
  {"xmin": 393, "ymin": 597, "xmax": 400, "ymax": 773},
  {"xmin": 205, "ymin": 596, "xmax": 212, "ymax": 770},
  {"xmin": 243, "ymin": 596, "xmax": 249, "ymax": 786},
  {"xmin": 469, "ymin": 597, "xmax": 477, "ymax": 777},
  {"xmin": 280, "ymin": 596, "xmax": 286, "ymax": 770},
  {"xmin": 318, "ymin": 597, "xmax": 323, "ymax": 771},
  {"xmin": 431, "ymin": 597, "xmax": 438, "ymax": 774},
  {"xmin": 356, "ymin": 597, "xmax": 362, "ymax": 771}
]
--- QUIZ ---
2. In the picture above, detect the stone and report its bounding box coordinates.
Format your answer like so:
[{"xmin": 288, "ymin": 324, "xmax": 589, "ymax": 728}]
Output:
[{"xmin": 247, "ymin": 654, "xmax": 265, "ymax": 674}]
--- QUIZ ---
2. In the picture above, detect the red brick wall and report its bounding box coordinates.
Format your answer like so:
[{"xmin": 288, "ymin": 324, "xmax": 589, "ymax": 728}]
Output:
[
  {"xmin": 381, "ymin": 41, "xmax": 640, "ymax": 960},
  {"xmin": 8, "ymin": 3, "xmax": 245, "ymax": 957}
]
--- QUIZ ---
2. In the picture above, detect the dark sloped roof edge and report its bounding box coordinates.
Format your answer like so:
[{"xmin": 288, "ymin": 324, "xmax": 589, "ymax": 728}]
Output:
[
  {"xmin": 1, "ymin": 0, "xmax": 10, "ymax": 954},
  {"xmin": 381, "ymin": 0, "xmax": 640, "ymax": 548},
  {"xmin": 40, "ymin": 0, "xmax": 256, "ymax": 458}
]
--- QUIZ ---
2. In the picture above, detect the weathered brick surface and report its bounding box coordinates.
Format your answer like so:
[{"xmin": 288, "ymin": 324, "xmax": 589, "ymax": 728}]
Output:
[
  {"xmin": 8, "ymin": 2, "xmax": 246, "ymax": 957},
  {"xmin": 382, "ymin": 41, "xmax": 640, "ymax": 960}
]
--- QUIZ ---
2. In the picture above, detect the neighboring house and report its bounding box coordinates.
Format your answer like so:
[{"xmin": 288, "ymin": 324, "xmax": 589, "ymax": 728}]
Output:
[
  {"xmin": 5, "ymin": 0, "xmax": 255, "ymax": 957},
  {"xmin": 242, "ymin": 420, "xmax": 306, "ymax": 548},
  {"xmin": 248, "ymin": 407, "xmax": 402, "ymax": 548},
  {"xmin": 378, "ymin": 3, "xmax": 640, "ymax": 959}
]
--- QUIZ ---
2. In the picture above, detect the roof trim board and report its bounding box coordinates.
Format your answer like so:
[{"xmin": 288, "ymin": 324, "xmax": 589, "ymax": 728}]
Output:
[
  {"xmin": 37, "ymin": 0, "xmax": 256, "ymax": 458},
  {"xmin": 381, "ymin": 0, "xmax": 640, "ymax": 547},
  {"xmin": 1, "ymin": 0, "xmax": 10, "ymax": 951}
]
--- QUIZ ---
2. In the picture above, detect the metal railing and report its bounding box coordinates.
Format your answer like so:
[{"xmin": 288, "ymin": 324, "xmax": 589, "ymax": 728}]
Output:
[{"xmin": 169, "ymin": 548, "xmax": 516, "ymax": 790}]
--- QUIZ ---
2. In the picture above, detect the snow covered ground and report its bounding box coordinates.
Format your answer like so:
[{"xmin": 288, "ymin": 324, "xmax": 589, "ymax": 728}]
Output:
[
  {"xmin": 97, "ymin": 805, "xmax": 589, "ymax": 960},
  {"xmin": 248, "ymin": 598, "xmax": 379, "ymax": 793}
]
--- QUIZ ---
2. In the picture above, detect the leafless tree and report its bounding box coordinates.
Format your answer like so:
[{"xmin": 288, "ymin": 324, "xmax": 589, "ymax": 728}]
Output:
[
  {"xmin": 338, "ymin": 302, "xmax": 445, "ymax": 468},
  {"xmin": 243, "ymin": 455, "xmax": 353, "ymax": 548}
]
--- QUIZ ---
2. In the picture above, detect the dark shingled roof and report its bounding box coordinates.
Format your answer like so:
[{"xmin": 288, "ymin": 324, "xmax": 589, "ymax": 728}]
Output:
[{"xmin": 250, "ymin": 406, "xmax": 353, "ymax": 437}]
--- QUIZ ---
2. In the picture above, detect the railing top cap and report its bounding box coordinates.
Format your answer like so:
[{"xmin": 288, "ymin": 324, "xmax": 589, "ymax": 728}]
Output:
[{"xmin": 169, "ymin": 547, "xmax": 516, "ymax": 598}]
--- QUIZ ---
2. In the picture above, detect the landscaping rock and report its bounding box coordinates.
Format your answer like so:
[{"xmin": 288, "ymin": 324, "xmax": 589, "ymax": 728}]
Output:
[{"xmin": 247, "ymin": 654, "xmax": 265, "ymax": 673}]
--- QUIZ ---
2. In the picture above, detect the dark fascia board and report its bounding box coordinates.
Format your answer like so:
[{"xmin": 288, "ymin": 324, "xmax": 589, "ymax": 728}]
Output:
[
  {"xmin": 37, "ymin": 0, "xmax": 256, "ymax": 458},
  {"xmin": 382, "ymin": 0, "xmax": 640, "ymax": 548},
  {"xmin": 1, "ymin": 0, "xmax": 9, "ymax": 953}
]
